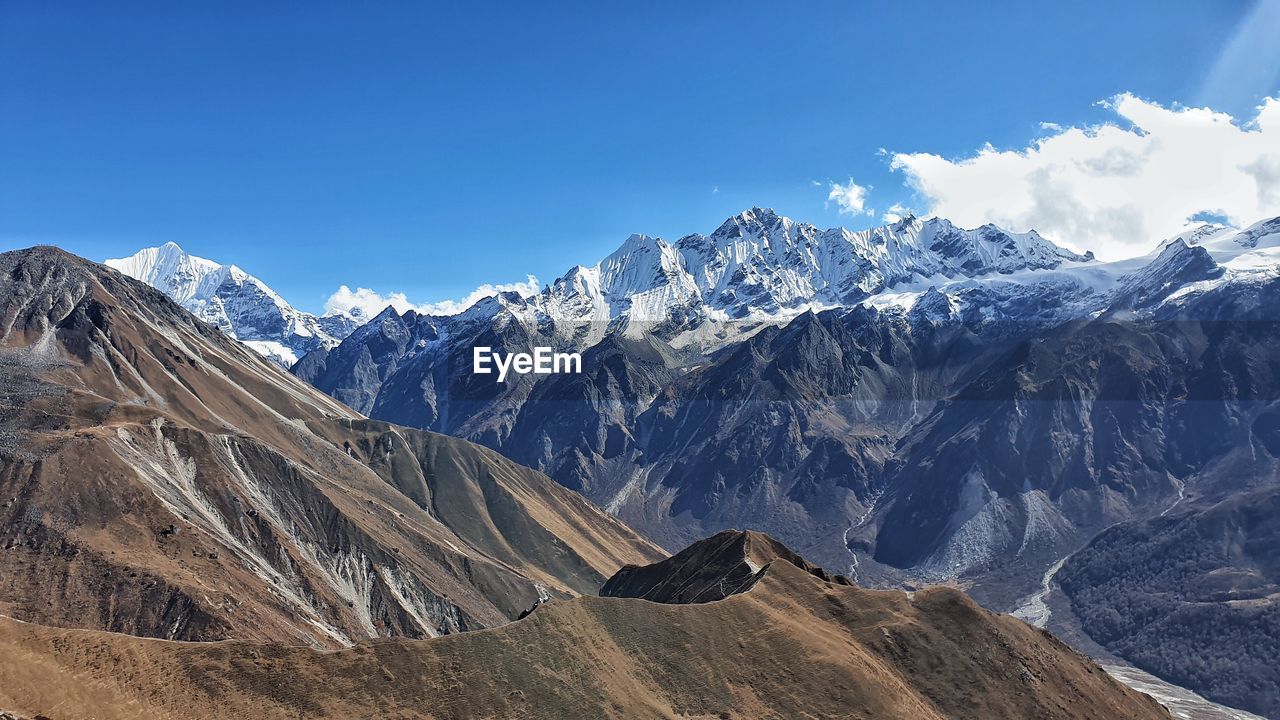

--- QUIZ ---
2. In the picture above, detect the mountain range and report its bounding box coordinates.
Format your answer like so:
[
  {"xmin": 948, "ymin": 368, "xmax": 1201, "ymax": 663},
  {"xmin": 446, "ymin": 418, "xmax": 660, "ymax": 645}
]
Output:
[
  {"xmin": 102, "ymin": 209, "xmax": 1280, "ymax": 717},
  {"xmin": 0, "ymin": 244, "xmax": 1180, "ymax": 720}
]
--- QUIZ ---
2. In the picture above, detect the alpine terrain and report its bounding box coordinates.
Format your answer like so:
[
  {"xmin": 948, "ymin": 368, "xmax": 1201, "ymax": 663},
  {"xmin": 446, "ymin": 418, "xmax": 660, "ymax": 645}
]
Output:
[
  {"xmin": 0, "ymin": 245, "xmax": 661, "ymax": 647},
  {"xmin": 290, "ymin": 209, "xmax": 1280, "ymax": 717}
]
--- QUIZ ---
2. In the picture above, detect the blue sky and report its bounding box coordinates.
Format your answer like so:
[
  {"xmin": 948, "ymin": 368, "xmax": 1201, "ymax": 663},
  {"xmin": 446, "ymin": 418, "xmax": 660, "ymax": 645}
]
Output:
[{"xmin": 2, "ymin": 0, "xmax": 1276, "ymax": 314}]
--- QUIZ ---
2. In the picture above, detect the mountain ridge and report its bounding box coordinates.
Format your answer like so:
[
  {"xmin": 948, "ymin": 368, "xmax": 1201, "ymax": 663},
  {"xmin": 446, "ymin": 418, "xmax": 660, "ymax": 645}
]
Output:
[
  {"xmin": 0, "ymin": 245, "xmax": 661, "ymax": 647},
  {"xmin": 0, "ymin": 530, "xmax": 1170, "ymax": 720}
]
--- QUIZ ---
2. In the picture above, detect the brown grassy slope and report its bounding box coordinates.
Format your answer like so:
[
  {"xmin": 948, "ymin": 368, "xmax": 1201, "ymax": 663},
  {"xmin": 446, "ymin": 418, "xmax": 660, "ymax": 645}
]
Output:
[
  {"xmin": 0, "ymin": 531, "xmax": 1168, "ymax": 720},
  {"xmin": 0, "ymin": 246, "xmax": 661, "ymax": 647}
]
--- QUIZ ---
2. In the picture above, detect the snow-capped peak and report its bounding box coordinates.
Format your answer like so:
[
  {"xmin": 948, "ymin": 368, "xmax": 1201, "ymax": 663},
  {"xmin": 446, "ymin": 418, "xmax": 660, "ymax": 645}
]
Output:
[
  {"xmin": 1154, "ymin": 222, "xmax": 1234, "ymax": 253},
  {"xmin": 106, "ymin": 242, "xmax": 228, "ymax": 306},
  {"xmin": 106, "ymin": 242, "xmax": 359, "ymax": 367},
  {"xmin": 529, "ymin": 209, "xmax": 1095, "ymax": 339}
]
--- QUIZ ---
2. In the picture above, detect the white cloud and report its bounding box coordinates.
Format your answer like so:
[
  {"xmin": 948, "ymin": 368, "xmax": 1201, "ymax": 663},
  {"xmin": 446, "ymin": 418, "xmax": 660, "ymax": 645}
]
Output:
[
  {"xmin": 827, "ymin": 179, "xmax": 873, "ymax": 216},
  {"xmin": 889, "ymin": 94, "xmax": 1280, "ymax": 260},
  {"xmin": 323, "ymin": 286, "xmax": 418, "ymax": 318},
  {"xmin": 324, "ymin": 275, "xmax": 541, "ymax": 318},
  {"xmin": 881, "ymin": 203, "xmax": 912, "ymax": 224}
]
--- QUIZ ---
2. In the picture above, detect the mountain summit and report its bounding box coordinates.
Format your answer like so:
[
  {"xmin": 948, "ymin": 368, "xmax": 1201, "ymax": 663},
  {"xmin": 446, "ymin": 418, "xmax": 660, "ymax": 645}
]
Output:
[
  {"xmin": 105, "ymin": 242, "xmax": 362, "ymax": 366},
  {"xmin": 532, "ymin": 208, "xmax": 1093, "ymax": 335},
  {"xmin": 110, "ymin": 211, "xmax": 1095, "ymax": 366}
]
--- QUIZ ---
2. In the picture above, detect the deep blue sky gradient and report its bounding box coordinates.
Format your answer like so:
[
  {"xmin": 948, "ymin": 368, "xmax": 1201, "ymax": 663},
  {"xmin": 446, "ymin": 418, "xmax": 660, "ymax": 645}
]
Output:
[{"xmin": 0, "ymin": 0, "xmax": 1258, "ymax": 312}]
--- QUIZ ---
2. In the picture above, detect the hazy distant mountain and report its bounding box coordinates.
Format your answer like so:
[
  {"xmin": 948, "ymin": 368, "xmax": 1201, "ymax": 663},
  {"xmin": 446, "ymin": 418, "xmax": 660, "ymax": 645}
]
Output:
[{"xmin": 105, "ymin": 242, "xmax": 364, "ymax": 366}]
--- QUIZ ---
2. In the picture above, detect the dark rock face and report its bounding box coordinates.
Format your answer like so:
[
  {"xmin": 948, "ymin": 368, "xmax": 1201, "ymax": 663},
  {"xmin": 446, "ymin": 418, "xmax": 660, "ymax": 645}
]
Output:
[
  {"xmin": 291, "ymin": 306, "xmax": 444, "ymax": 416},
  {"xmin": 497, "ymin": 332, "xmax": 681, "ymax": 494},
  {"xmin": 875, "ymin": 320, "xmax": 1194, "ymax": 571},
  {"xmin": 627, "ymin": 305, "xmax": 993, "ymax": 556},
  {"xmin": 1110, "ymin": 240, "xmax": 1223, "ymax": 311},
  {"xmin": 294, "ymin": 270, "xmax": 1280, "ymax": 586}
]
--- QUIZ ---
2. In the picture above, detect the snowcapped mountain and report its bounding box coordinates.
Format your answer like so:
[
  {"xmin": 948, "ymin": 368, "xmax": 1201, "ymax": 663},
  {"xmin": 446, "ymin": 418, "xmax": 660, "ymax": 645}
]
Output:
[
  {"xmin": 543, "ymin": 207, "xmax": 1091, "ymax": 321},
  {"xmin": 285, "ymin": 207, "xmax": 1280, "ymax": 719},
  {"xmin": 297, "ymin": 207, "xmax": 1280, "ymax": 564},
  {"xmin": 508, "ymin": 207, "xmax": 1096, "ymax": 351},
  {"xmin": 1150, "ymin": 216, "xmax": 1280, "ymax": 306},
  {"xmin": 293, "ymin": 208, "xmax": 1109, "ymax": 442},
  {"xmin": 105, "ymin": 242, "xmax": 363, "ymax": 366},
  {"xmin": 104, "ymin": 210, "xmax": 1103, "ymax": 367}
]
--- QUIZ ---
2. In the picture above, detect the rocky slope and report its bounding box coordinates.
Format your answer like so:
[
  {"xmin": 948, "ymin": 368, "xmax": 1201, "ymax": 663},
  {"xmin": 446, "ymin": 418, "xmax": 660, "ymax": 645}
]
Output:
[
  {"xmin": 106, "ymin": 242, "xmax": 363, "ymax": 366},
  {"xmin": 0, "ymin": 531, "xmax": 1169, "ymax": 720},
  {"xmin": 0, "ymin": 246, "xmax": 661, "ymax": 647}
]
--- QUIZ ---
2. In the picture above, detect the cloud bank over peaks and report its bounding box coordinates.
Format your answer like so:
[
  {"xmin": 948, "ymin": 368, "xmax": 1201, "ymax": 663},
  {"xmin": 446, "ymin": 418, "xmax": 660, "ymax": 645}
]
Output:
[
  {"xmin": 888, "ymin": 93, "xmax": 1280, "ymax": 260},
  {"xmin": 324, "ymin": 274, "xmax": 541, "ymax": 319}
]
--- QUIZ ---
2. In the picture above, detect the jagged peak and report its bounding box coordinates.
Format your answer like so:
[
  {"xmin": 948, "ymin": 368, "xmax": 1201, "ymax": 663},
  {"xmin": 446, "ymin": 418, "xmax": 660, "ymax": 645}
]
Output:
[
  {"xmin": 888, "ymin": 213, "xmax": 922, "ymax": 234},
  {"xmin": 1111, "ymin": 236, "xmax": 1223, "ymax": 312},
  {"xmin": 737, "ymin": 206, "xmax": 783, "ymax": 223},
  {"xmin": 1156, "ymin": 222, "xmax": 1234, "ymax": 253},
  {"xmin": 601, "ymin": 232, "xmax": 666, "ymax": 262},
  {"xmin": 495, "ymin": 289, "xmax": 529, "ymax": 305},
  {"xmin": 371, "ymin": 304, "xmax": 404, "ymax": 323},
  {"xmin": 1146, "ymin": 237, "xmax": 1219, "ymax": 273},
  {"xmin": 711, "ymin": 206, "xmax": 793, "ymax": 239}
]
